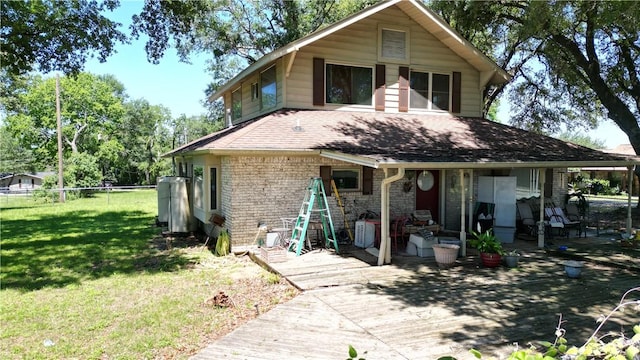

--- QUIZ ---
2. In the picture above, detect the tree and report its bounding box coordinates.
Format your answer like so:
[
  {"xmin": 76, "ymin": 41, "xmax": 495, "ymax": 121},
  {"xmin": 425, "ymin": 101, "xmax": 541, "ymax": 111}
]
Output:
[
  {"xmin": 1, "ymin": 0, "xmax": 127, "ymax": 75},
  {"xmin": 430, "ymin": 1, "xmax": 639, "ymax": 146},
  {"xmin": 3, "ymin": 73, "xmax": 125, "ymax": 168}
]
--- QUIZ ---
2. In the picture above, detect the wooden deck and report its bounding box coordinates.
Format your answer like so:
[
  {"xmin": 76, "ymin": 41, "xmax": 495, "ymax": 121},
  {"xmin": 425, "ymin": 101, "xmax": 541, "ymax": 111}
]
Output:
[{"xmin": 192, "ymin": 238, "xmax": 640, "ymax": 360}]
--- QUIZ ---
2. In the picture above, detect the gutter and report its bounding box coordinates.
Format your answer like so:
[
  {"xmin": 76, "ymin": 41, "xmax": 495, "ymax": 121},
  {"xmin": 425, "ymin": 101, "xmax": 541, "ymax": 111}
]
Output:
[{"xmin": 378, "ymin": 168, "xmax": 405, "ymax": 266}]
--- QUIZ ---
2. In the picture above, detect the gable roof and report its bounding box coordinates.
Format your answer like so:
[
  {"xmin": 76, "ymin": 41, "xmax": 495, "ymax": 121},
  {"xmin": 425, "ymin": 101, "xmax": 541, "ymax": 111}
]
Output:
[
  {"xmin": 209, "ymin": 0, "xmax": 510, "ymax": 101},
  {"xmin": 167, "ymin": 109, "xmax": 638, "ymax": 169}
]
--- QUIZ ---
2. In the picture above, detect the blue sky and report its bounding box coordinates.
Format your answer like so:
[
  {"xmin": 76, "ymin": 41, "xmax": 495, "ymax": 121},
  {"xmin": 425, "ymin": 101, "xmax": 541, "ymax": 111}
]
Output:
[
  {"xmin": 81, "ymin": 1, "xmax": 627, "ymax": 148},
  {"xmin": 83, "ymin": 1, "xmax": 210, "ymax": 118}
]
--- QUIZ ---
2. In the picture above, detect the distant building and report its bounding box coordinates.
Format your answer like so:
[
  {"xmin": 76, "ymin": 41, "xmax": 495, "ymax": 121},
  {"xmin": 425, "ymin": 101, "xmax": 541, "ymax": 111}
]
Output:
[
  {"xmin": 573, "ymin": 144, "xmax": 638, "ymax": 195},
  {"xmin": 0, "ymin": 172, "xmax": 54, "ymax": 192}
]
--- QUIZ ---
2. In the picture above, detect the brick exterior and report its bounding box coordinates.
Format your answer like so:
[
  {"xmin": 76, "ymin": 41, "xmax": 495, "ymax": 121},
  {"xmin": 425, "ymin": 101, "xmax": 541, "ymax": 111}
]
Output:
[{"xmin": 199, "ymin": 154, "xmax": 569, "ymax": 246}]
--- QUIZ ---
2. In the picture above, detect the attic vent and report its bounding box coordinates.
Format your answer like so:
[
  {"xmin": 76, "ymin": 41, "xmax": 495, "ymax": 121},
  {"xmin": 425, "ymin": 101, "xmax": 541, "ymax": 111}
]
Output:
[{"xmin": 378, "ymin": 26, "xmax": 409, "ymax": 63}]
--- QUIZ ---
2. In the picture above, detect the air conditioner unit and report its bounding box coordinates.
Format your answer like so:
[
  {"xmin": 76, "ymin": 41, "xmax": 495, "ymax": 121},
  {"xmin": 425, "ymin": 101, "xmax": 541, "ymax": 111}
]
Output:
[{"xmin": 354, "ymin": 220, "xmax": 375, "ymax": 248}]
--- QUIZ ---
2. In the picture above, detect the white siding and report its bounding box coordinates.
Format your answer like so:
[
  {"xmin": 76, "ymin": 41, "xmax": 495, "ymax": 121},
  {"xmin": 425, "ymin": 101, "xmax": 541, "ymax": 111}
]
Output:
[{"xmin": 284, "ymin": 6, "xmax": 483, "ymax": 117}]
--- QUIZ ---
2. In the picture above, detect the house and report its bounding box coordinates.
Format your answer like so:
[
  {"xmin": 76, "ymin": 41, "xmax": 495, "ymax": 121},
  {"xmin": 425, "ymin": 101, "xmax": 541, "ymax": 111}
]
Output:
[
  {"xmin": 0, "ymin": 172, "xmax": 51, "ymax": 192},
  {"xmin": 167, "ymin": 0, "xmax": 638, "ymax": 265},
  {"xmin": 571, "ymin": 144, "xmax": 639, "ymax": 195}
]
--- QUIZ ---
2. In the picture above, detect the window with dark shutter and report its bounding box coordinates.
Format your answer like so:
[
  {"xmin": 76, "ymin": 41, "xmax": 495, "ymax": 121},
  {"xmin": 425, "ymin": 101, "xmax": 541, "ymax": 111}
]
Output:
[
  {"xmin": 399, "ymin": 66, "xmax": 409, "ymax": 112},
  {"xmin": 375, "ymin": 64, "xmax": 386, "ymax": 111},
  {"xmin": 452, "ymin": 71, "xmax": 461, "ymax": 113},
  {"xmin": 313, "ymin": 58, "xmax": 325, "ymax": 106}
]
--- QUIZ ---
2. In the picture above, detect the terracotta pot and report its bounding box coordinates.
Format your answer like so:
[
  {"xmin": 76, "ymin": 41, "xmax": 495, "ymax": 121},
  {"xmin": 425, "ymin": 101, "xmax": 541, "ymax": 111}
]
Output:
[{"xmin": 480, "ymin": 252, "xmax": 502, "ymax": 268}]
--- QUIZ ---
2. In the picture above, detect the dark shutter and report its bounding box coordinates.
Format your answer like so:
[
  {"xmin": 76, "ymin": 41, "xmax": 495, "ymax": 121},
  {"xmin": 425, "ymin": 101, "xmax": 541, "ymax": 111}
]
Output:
[
  {"xmin": 375, "ymin": 64, "xmax": 386, "ymax": 111},
  {"xmin": 452, "ymin": 71, "xmax": 461, "ymax": 113},
  {"xmin": 320, "ymin": 166, "xmax": 332, "ymax": 196},
  {"xmin": 362, "ymin": 167, "xmax": 374, "ymax": 195},
  {"xmin": 399, "ymin": 66, "xmax": 409, "ymax": 112},
  {"xmin": 313, "ymin": 58, "xmax": 325, "ymax": 106}
]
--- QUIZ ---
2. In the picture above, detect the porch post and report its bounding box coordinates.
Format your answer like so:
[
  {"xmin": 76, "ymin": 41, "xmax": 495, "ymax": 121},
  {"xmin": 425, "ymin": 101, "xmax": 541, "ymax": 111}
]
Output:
[
  {"xmin": 459, "ymin": 169, "xmax": 467, "ymax": 255},
  {"xmin": 465, "ymin": 169, "xmax": 474, "ymax": 256},
  {"xmin": 627, "ymin": 166, "xmax": 633, "ymax": 236},
  {"xmin": 537, "ymin": 168, "xmax": 546, "ymax": 248}
]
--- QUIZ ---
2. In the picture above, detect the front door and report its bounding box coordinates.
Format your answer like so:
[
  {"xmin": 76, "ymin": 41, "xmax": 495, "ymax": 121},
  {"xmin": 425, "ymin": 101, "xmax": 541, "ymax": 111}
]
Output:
[{"xmin": 415, "ymin": 170, "xmax": 439, "ymax": 222}]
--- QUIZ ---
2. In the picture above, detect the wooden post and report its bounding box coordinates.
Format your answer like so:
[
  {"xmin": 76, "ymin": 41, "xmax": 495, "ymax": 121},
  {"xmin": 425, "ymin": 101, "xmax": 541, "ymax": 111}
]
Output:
[{"xmin": 56, "ymin": 75, "xmax": 64, "ymax": 203}]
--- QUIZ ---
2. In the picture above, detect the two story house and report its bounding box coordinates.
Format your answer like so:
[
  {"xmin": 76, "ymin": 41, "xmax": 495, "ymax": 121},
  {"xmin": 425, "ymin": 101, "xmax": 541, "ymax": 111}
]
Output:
[{"xmin": 167, "ymin": 0, "xmax": 637, "ymax": 265}]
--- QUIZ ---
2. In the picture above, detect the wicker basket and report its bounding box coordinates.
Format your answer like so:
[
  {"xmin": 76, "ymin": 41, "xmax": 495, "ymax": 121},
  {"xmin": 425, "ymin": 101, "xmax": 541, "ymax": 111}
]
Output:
[
  {"xmin": 432, "ymin": 244, "xmax": 459, "ymax": 268},
  {"xmin": 260, "ymin": 246, "xmax": 287, "ymax": 263}
]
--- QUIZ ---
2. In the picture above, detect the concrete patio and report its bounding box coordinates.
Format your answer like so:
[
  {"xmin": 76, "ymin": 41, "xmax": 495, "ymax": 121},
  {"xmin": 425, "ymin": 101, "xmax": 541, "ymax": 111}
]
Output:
[{"xmin": 192, "ymin": 233, "xmax": 639, "ymax": 360}]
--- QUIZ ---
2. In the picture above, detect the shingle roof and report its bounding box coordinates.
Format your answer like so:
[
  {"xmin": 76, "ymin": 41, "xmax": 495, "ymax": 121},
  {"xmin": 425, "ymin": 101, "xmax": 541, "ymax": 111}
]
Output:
[{"xmin": 168, "ymin": 109, "xmax": 638, "ymax": 168}]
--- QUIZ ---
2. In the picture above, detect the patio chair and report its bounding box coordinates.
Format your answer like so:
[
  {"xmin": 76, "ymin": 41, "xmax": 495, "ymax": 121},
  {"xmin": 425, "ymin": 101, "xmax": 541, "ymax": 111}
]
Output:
[
  {"xmin": 516, "ymin": 202, "xmax": 536, "ymax": 236},
  {"xmin": 390, "ymin": 215, "xmax": 408, "ymax": 252},
  {"xmin": 565, "ymin": 203, "xmax": 581, "ymax": 222},
  {"xmin": 545, "ymin": 207, "xmax": 583, "ymax": 238}
]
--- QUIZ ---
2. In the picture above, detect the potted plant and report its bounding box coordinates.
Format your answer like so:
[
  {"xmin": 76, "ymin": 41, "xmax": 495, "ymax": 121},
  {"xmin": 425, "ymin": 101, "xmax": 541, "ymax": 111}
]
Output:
[
  {"xmin": 504, "ymin": 249, "xmax": 520, "ymax": 268},
  {"xmin": 469, "ymin": 230, "xmax": 504, "ymax": 268}
]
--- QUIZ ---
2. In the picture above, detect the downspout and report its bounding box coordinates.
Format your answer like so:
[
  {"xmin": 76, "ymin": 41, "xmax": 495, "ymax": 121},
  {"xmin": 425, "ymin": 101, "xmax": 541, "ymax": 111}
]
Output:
[
  {"xmin": 378, "ymin": 167, "xmax": 405, "ymax": 266},
  {"xmin": 537, "ymin": 168, "xmax": 546, "ymax": 248}
]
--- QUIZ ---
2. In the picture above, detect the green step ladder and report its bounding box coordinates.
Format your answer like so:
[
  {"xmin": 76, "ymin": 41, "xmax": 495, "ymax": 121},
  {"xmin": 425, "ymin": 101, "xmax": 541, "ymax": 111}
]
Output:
[{"xmin": 288, "ymin": 177, "xmax": 339, "ymax": 256}]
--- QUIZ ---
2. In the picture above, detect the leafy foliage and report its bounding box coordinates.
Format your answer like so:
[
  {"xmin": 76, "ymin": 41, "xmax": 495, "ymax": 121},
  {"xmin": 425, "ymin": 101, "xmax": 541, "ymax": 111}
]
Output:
[
  {"xmin": 0, "ymin": 0, "xmax": 127, "ymax": 75},
  {"xmin": 469, "ymin": 230, "xmax": 505, "ymax": 255},
  {"xmin": 430, "ymin": 1, "xmax": 640, "ymax": 153}
]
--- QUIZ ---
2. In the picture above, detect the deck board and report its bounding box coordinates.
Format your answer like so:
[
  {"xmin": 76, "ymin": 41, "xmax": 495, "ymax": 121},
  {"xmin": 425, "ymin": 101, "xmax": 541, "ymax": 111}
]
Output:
[{"xmin": 193, "ymin": 241, "xmax": 640, "ymax": 360}]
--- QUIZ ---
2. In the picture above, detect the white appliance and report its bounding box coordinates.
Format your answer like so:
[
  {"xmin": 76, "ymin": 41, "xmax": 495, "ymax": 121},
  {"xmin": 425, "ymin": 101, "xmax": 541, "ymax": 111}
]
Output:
[
  {"xmin": 478, "ymin": 176, "xmax": 517, "ymax": 243},
  {"xmin": 354, "ymin": 220, "xmax": 375, "ymax": 248},
  {"xmin": 157, "ymin": 176, "xmax": 192, "ymax": 233}
]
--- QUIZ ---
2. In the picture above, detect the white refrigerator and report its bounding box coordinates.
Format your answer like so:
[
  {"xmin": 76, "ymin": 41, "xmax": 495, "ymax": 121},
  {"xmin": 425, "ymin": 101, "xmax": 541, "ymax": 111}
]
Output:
[{"xmin": 477, "ymin": 176, "xmax": 517, "ymax": 243}]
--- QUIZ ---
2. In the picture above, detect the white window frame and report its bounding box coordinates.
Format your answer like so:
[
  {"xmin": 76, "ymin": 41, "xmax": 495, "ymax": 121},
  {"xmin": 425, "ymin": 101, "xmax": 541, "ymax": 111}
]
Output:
[
  {"xmin": 325, "ymin": 61, "xmax": 374, "ymax": 106},
  {"xmin": 378, "ymin": 25, "xmax": 410, "ymax": 64},
  {"xmin": 332, "ymin": 167, "xmax": 361, "ymax": 192},
  {"xmin": 193, "ymin": 165, "xmax": 204, "ymax": 210},
  {"xmin": 209, "ymin": 166, "xmax": 219, "ymax": 211},
  {"xmin": 260, "ymin": 65, "xmax": 277, "ymax": 110},
  {"xmin": 409, "ymin": 70, "xmax": 452, "ymax": 112}
]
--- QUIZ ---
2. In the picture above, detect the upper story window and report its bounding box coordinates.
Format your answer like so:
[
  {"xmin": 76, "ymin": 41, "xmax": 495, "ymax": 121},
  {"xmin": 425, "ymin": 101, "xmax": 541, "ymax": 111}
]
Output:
[
  {"xmin": 410, "ymin": 71, "xmax": 451, "ymax": 111},
  {"xmin": 326, "ymin": 64, "xmax": 372, "ymax": 105},
  {"xmin": 260, "ymin": 65, "xmax": 277, "ymax": 109},
  {"xmin": 378, "ymin": 26, "xmax": 410, "ymax": 63},
  {"xmin": 231, "ymin": 87, "xmax": 242, "ymax": 120}
]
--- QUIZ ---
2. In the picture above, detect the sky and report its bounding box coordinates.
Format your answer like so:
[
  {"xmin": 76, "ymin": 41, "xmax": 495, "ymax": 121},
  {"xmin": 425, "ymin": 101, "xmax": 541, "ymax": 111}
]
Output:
[
  {"xmin": 83, "ymin": 1, "xmax": 211, "ymax": 118},
  {"xmin": 80, "ymin": 1, "xmax": 628, "ymax": 149}
]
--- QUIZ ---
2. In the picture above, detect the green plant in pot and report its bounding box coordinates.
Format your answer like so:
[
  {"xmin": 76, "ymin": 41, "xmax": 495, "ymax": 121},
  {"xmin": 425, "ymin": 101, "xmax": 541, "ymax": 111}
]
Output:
[
  {"xmin": 503, "ymin": 249, "xmax": 520, "ymax": 268},
  {"xmin": 469, "ymin": 230, "xmax": 504, "ymax": 268}
]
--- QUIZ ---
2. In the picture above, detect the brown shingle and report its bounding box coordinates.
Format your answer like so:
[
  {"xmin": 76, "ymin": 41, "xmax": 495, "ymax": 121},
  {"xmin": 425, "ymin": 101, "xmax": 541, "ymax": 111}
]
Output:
[{"xmin": 168, "ymin": 109, "xmax": 637, "ymax": 166}]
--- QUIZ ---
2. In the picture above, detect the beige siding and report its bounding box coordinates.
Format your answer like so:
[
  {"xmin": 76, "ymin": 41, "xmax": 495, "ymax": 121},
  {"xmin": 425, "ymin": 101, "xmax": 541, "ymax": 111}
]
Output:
[
  {"xmin": 226, "ymin": 58, "xmax": 286, "ymax": 126},
  {"xmin": 284, "ymin": 6, "xmax": 483, "ymax": 117}
]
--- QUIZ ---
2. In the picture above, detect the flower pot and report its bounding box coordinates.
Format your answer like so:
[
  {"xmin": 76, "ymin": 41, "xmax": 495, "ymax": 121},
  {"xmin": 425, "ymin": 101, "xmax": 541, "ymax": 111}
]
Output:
[
  {"xmin": 564, "ymin": 260, "xmax": 584, "ymax": 278},
  {"xmin": 432, "ymin": 244, "xmax": 459, "ymax": 268},
  {"xmin": 504, "ymin": 255, "xmax": 520, "ymax": 268},
  {"xmin": 480, "ymin": 252, "xmax": 502, "ymax": 268}
]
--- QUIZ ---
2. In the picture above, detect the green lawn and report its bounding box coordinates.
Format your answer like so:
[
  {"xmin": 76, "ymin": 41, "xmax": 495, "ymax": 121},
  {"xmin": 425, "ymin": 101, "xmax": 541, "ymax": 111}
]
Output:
[{"xmin": 0, "ymin": 190, "xmax": 296, "ymax": 359}]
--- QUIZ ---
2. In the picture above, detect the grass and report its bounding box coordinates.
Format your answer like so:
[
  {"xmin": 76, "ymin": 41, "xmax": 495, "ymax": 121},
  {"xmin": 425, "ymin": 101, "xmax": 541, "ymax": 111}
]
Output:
[{"xmin": 0, "ymin": 190, "xmax": 297, "ymax": 359}]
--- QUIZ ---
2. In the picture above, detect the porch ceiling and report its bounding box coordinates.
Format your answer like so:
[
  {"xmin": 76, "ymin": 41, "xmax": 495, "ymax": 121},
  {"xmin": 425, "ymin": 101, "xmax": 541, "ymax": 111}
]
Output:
[{"xmin": 167, "ymin": 109, "xmax": 639, "ymax": 169}]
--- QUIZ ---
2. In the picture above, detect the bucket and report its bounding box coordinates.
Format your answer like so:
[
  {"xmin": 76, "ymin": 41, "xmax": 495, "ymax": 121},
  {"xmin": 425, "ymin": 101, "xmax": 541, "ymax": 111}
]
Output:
[{"xmin": 432, "ymin": 244, "xmax": 459, "ymax": 268}]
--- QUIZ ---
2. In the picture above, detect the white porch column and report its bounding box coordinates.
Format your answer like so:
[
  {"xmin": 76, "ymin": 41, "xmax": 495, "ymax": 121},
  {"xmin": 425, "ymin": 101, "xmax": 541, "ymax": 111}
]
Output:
[
  {"xmin": 459, "ymin": 169, "xmax": 467, "ymax": 255},
  {"xmin": 627, "ymin": 166, "xmax": 633, "ymax": 236},
  {"xmin": 378, "ymin": 168, "xmax": 405, "ymax": 266},
  {"xmin": 537, "ymin": 168, "xmax": 546, "ymax": 248},
  {"xmin": 465, "ymin": 169, "xmax": 473, "ymax": 256}
]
